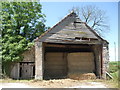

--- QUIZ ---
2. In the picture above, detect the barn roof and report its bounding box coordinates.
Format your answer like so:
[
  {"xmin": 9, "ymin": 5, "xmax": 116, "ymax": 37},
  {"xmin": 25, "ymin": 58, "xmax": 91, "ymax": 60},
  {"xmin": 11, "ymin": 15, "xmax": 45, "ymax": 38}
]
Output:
[{"xmin": 35, "ymin": 12, "xmax": 108, "ymax": 44}]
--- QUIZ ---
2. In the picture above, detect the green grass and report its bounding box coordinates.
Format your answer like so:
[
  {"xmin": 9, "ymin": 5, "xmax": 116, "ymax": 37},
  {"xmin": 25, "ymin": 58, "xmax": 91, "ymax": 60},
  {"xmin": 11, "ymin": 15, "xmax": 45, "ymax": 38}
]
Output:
[
  {"xmin": 110, "ymin": 71, "xmax": 119, "ymax": 79},
  {"xmin": 108, "ymin": 61, "xmax": 120, "ymax": 72},
  {"xmin": 108, "ymin": 61, "xmax": 120, "ymax": 88},
  {"xmin": 108, "ymin": 61, "xmax": 120, "ymax": 73}
]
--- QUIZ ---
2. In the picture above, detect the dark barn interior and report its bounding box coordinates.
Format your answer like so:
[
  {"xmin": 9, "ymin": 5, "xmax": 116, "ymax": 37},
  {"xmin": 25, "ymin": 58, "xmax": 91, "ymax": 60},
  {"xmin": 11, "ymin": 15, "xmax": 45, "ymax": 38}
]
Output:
[{"xmin": 43, "ymin": 43, "xmax": 100, "ymax": 79}]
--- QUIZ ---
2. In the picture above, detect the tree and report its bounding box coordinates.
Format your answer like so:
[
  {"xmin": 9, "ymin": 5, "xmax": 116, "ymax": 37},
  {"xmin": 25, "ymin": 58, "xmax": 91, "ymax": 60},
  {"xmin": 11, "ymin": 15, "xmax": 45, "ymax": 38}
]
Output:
[
  {"xmin": 69, "ymin": 5, "xmax": 109, "ymax": 36},
  {"xmin": 2, "ymin": 2, "xmax": 46, "ymax": 63}
]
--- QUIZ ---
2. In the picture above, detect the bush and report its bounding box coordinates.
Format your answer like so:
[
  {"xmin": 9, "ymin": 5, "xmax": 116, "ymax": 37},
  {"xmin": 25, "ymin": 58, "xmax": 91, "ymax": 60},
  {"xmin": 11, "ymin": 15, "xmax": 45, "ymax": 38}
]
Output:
[{"xmin": 108, "ymin": 61, "xmax": 119, "ymax": 73}]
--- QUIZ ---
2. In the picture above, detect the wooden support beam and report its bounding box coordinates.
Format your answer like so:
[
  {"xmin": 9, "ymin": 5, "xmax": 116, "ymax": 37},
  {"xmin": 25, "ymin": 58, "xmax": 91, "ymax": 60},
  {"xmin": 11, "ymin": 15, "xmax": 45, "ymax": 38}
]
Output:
[{"xmin": 45, "ymin": 43, "xmax": 91, "ymax": 49}]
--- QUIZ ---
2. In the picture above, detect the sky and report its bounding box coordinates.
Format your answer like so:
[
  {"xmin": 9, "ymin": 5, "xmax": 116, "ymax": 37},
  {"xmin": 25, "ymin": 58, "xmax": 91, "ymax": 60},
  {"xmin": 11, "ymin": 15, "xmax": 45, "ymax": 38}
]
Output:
[{"xmin": 40, "ymin": 2, "xmax": 118, "ymax": 61}]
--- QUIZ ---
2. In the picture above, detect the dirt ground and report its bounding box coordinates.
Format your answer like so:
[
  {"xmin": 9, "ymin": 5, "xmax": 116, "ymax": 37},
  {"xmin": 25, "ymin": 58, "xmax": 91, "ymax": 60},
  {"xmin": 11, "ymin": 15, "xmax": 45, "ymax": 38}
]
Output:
[
  {"xmin": 0, "ymin": 83, "xmax": 35, "ymax": 89},
  {"xmin": 27, "ymin": 79, "xmax": 108, "ymax": 88},
  {"xmin": 1, "ymin": 78, "xmax": 117, "ymax": 88}
]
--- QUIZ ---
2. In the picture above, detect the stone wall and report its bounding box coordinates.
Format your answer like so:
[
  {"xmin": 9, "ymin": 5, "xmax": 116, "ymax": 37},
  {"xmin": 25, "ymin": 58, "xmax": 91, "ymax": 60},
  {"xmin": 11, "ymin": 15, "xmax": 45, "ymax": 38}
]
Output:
[
  {"xmin": 102, "ymin": 43, "xmax": 109, "ymax": 79},
  {"xmin": 22, "ymin": 46, "xmax": 35, "ymax": 62},
  {"xmin": 35, "ymin": 41, "xmax": 44, "ymax": 80}
]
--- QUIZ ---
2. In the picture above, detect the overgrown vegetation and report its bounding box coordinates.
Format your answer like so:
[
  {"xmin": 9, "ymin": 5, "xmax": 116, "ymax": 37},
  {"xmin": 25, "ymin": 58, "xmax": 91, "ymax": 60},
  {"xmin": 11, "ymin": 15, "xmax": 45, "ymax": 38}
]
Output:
[
  {"xmin": 108, "ymin": 61, "xmax": 120, "ymax": 78},
  {"xmin": 108, "ymin": 61, "xmax": 120, "ymax": 88},
  {"xmin": 1, "ymin": 2, "xmax": 46, "ymax": 76}
]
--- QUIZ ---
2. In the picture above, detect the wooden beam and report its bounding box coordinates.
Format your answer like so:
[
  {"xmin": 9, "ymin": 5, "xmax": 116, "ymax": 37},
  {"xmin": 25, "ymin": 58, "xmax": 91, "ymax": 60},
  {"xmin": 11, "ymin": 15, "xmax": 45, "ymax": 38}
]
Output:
[{"xmin": 45, "ymin": 43, "xmax": 92, "ymax": 49}]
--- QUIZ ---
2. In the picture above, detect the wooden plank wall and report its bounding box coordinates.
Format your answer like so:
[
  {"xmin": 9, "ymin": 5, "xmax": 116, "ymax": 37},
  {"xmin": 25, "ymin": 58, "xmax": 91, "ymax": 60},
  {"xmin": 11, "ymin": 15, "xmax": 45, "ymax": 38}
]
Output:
[
  {"xmin": 20, "ymin": 63, "xmax": 34, "ymax": 79},
  {"xmin": 67, "ymin": 52, "xmax": 95, "ymax": 74},
  {"xmin": 44, "ymin": 52, "xmax": 67, "ymax": 79},
  {"xmin": 10, "ymin": 63, "xmax": 19, "ymax": 79}
]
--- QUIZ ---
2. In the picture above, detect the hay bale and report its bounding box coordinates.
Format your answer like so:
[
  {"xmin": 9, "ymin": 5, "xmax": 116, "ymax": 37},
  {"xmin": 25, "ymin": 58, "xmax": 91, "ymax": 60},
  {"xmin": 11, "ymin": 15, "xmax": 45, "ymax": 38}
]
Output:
[{"xmin": 68, "ymin": 73, "xmax": 96, "ymax": 80}]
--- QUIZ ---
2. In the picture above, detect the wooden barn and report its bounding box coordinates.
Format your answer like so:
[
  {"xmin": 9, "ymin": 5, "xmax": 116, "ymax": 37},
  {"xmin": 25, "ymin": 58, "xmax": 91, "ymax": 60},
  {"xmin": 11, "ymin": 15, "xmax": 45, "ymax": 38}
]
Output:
[{"xmin": 10, "ymin": 12, "xmax": 109, "ymax": 80}]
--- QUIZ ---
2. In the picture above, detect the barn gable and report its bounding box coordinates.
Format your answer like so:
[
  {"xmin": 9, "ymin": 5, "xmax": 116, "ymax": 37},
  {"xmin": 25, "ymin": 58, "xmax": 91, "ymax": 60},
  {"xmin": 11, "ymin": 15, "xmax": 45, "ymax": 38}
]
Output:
[{"xmin": 35, "ymin": 12, "xmax": 106, "ymax": 44}]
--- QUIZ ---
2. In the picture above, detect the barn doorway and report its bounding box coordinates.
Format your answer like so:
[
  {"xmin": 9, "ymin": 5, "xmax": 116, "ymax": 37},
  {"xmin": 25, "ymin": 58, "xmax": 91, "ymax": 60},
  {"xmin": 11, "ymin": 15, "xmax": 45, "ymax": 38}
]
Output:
[
  {"xmin": 19, "ymin": 62, "xmax": 35, "ymax": 79},
  {"xmin": 44, "ymin": 43, "xmax": 96, "ymax": 79}
]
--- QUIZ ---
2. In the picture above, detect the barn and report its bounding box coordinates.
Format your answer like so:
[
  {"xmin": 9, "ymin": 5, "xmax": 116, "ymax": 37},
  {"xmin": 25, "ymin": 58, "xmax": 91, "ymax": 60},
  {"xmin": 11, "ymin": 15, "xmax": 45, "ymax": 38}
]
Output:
[{"xmin": 10, "ymin": 12, "xmax": 109, "ymax": 80}]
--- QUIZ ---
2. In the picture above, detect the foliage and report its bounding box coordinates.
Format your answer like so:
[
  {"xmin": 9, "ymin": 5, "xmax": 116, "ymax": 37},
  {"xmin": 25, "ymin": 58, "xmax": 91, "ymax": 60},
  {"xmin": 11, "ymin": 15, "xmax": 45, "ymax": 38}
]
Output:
[
  {"xmin": 108, "ymin": 61, "xmax": 120, "ymax": 73},
  {"xmin": 108, "ymin": 61, "xmax": 120, "ymax": 84},
  {"xmin": 1, "ymin": 2, "xmax": 46, "ymax": 63},
  {"xmin": 110, "ymin": 71, "xmax": 119, "ymax": 80},
  {"xmin": 69, "ymin": 5, "xmax": 110, "ymax": 36}
]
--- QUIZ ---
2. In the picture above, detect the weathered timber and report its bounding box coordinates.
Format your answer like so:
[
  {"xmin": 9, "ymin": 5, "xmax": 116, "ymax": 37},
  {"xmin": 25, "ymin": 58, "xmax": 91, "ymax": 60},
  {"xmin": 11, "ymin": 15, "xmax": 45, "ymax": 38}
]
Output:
[
  {"xmin": 10, "ymin": 63, "xmax": 20, "ymax": 79},
  {"xmin": 67, "ymin": 52, "xmax": 95, "ymax": 74},
  {"xmin": 44, "ymin": 43, "xmax": 92, "ymax": 48},
  {"xmin": 92, "ymin": 45, "xmax": 102, "ymax": 78},
  {"xmin": 44, "ymin": 40, "xmax": 103, "ymax": 44},
  {"xmin": 37, "ymin": 13, "xmax": 102, "ymax": 43},
  {"xmin": 44, "ymin": 52, "xmax": 67, "ymax": 79}
]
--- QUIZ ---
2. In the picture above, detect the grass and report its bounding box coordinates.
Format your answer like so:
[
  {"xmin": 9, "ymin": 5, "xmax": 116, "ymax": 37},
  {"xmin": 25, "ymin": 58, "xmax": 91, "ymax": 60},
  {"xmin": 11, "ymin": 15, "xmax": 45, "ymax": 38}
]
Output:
[
  {"xmin": 108, "ymin": 61, "xmax": 120, "ymax": 73},
  {"xmin": 84, "ymin": 61, "xmax": 119, "ymax": 88},
  {"xmin": 108, "ymin": 61, "xmax": 119, "ymax": 78},
  {"xmin": 107, "ymin": 61, "xmax": 120, "ymax": 88},
  {"xmin": 110, "ymin": 71, "xmax": 119, "ymax": 80}
]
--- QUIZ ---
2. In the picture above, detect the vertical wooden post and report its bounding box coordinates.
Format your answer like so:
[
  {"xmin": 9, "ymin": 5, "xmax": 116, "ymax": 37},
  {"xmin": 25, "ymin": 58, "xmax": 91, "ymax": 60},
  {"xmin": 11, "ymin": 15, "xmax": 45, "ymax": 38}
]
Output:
[{"xmin": 93, "ymin": 45, "xmax": 102, "ymax": 78}]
